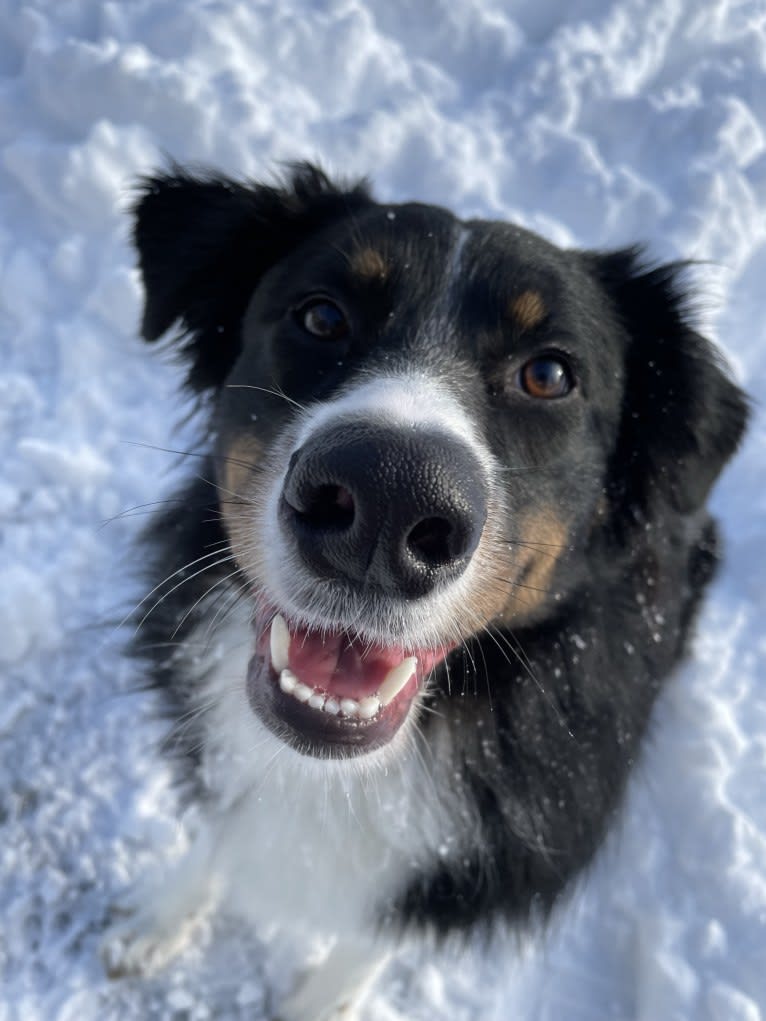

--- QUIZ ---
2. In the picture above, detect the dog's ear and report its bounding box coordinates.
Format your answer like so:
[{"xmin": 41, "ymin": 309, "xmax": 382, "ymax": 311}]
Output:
[
  {"xmin": 590, "ymin": 248, "xmax": 749, "ymax": 516},
  {"xmin": 132, "ymin": 163, "xmax": 372, "ymax": 391}
]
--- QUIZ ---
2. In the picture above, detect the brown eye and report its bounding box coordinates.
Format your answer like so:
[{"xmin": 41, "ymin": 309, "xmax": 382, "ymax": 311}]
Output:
[
  {"xmin": 297, "ymin": 299, "xmax": 349, "ymax": 341},
  {"xmin": 519, "ymin": 355, "xmax": 573, "ymax": 399}
]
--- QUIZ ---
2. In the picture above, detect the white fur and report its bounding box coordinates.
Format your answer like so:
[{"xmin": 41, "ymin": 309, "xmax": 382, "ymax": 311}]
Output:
[
  {"xmin": 290, "ymin": 371, "xmax": 490, "ymax": 472},
  {"xmin": 196, "ymin": 602, "xmax": 468, "ymax": 934},
  {"xmin": 103, "ymin": 602, "xmax": 473, "ymax": 1018},
  {"xmin": 278, "ymin": 941, "xmax": 393, "ymax": 1021}
]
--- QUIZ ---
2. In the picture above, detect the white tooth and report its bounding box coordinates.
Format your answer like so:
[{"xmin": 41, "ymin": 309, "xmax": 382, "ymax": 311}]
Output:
[
  {"xmin": 324, "ymin": 698, "xmax": 340, "ymax": 715},
  {"xmin": 377, "ymin": 656, "xmax": 418, "ymax": 707},
  {"xmin": 357, "ymin": 696, "xmax": 380, "ymax": 720},
  {"xmin": 293, "ymin": 682, "xmax": 312, "ymax": 703},
  {"xmin": 340, "ymin": 698, "xmax": 359, "ymax": 717},
  {"xmin": 308, "ymin": 692, "xmax": 326, "ymax": 710},
  {"xmin": 270, "ymin": 614, "xmax": 290, "ymax": 673},
  {"xmin": 279, "ymin": 668, "xmax": 297, "ymax": 694}
]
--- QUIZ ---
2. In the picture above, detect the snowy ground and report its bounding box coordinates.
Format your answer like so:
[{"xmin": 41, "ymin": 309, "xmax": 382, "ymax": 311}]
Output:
[{"xmin": 1, "ymin": 1, "xmax": 765, "ymax": 1018}]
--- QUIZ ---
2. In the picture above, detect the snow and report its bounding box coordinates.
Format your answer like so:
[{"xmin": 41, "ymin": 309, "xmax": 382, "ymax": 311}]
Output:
[{"xmin": 1, "ymin": 0, "xmax": 764, "ymax": 1017}]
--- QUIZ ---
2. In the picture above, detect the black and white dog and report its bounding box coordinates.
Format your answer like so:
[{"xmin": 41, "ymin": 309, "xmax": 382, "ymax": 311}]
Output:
[{"xmin": 102, "ymin": 164, "xmax": 748, "ymax": 1019}]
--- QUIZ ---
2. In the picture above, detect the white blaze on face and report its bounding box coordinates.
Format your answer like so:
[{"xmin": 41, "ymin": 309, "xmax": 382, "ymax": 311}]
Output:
[
  {"xmin": 248, "ymin": 219, "xmax": 500, "ymax": 649},
  {"xmin": 290, "ymin": 372, "xmax": 493, "ymax": 473}
]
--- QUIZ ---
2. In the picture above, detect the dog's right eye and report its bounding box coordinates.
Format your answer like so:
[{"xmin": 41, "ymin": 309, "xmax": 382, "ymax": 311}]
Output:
[
  {"xmin": 519, "ymin": 354, "xmax": 574, "ymax": 399},
  {"xmin": 296, "ymin": 299, "xmax": 350, "ymax": 342}
]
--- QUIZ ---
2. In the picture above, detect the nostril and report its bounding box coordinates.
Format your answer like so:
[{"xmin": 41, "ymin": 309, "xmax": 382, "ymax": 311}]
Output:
[
  {"xmin": 406, "ymin": 516, "xmax": 455, "ymax": 567},
  {"xmin": 295, "ymin": 484, "xmax": 355, "ymax": 530}
]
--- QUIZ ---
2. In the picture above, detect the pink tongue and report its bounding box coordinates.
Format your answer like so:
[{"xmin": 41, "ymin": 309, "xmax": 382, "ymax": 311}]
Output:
[{"xmin": 288, "ymin": 627, "xmax": 407, "ymax": 699}]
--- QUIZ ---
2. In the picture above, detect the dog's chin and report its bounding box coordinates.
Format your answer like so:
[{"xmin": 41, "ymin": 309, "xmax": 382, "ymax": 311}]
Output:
[{"xmin": 245, "ymin": 605, "xmax": 452, "ymax": 759}]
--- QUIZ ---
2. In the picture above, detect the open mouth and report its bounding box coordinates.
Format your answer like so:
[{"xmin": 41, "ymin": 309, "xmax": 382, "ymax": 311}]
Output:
[{"xmin": 246, "ymin": 606, "xmax": 452, "ymax": 756}]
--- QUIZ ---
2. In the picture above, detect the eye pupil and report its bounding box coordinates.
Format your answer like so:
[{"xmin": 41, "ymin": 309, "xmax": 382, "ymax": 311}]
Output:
[
  {"xmin": 520, "ymin": 356, "xmax": 572, "ymax": 398},
  {"xmin": 299, "ymin": 300, "xmax": 349, "ymax": 341}
]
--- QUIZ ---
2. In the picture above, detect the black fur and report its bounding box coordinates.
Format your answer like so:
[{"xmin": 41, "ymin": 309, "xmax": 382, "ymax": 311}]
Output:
[
  {"xmin": 134, "ymin": 164, "xmax": 370, "ymax": 391},
  {"xmin": 129, "ymin": 164, "xmax": 748, "ymax": 940}
]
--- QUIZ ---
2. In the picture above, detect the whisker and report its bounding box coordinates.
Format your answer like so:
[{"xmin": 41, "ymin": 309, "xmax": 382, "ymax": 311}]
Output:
[
  {"xmin": 487, "ymin": 625, "xmax": 576, "ymax": 741},
  {"xmin": 98, "ymin": 498, "xmax": 188, "ymax": 530},
  {"xmin": 487, "ymin": 574, "xmax": 553, "ymax": 598},
  {"xmin": 170, "ymin": 566, "xmax": 248, "ymax": 640},
  {"xmin": 112, "ymin": 543, "xmax": 233, "ymax": 636},
  {"xmin": 120, "ymin": 439, "xmax": 215, "ymax": 461},
  {"xmin": 202, "ymin": 583, "xmax": 252, "ymax": 644},
  {"xmin": 495, "ymin": 537, "xmax": 571, "ymax": 556},
  {"xmin": 120, "ymin": 439, "xmax": 265, "ymax": 475},
  {"xmin": 161, "ymin": 692, "xmax": 229, "ymax": 753},
  {"xmin": 226, "ymin": 383, "xmax": 306, "ymax": 412},
  {"xmin": 135, "ymin": 553, "xmax": 238, "ymax": 634}
]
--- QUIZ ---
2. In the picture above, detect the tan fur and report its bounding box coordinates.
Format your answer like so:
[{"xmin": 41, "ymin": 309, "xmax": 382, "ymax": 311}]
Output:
[
  {"xmin": 469, "ymin": 506, "xmax": 569, "ymax": 627},
  {"xmin": 218, "ymin": 434, "xmax": 262, "ymax": 554},
  {"xmin": 349, "ymin": 247, "xmax": 389, "ymax": 282},
  {"xmin": 509, "ymin": 290, "xmax": 546, "ymax": 331}
]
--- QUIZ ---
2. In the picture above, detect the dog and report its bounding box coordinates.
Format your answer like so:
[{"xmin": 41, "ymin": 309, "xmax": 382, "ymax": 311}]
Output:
[{"xmin": 101, "ymin": 163, "xmax": 748, "ymax": 1020}]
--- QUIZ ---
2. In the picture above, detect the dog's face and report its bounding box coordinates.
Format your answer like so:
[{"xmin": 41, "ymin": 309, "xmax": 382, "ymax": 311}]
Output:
[{"xmin": 133, "ymin": 166, "xmax": 747, "ymax": 760}]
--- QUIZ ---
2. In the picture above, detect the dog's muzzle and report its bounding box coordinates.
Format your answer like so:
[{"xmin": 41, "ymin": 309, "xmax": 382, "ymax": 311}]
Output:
[{"xmin": 246, "ymin": 421, "xmax": 488, "ymax": 757}]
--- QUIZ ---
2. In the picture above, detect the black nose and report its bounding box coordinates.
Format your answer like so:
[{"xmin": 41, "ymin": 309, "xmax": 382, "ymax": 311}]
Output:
[{"xmin": 280, "ymin": 423, "xmax": 487, "ymax": 598}]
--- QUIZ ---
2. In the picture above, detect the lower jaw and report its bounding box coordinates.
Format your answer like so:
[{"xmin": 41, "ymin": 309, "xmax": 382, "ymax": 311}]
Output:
[{"xmin": 246, "ymin": 654, "xmax": 418, "ymax": 759}]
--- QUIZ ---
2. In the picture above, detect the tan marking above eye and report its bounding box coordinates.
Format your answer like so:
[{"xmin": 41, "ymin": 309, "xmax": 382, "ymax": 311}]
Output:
[
  {"xmin": 509, "ymin": 290, "xmax": 546, "ymax": 331},
  {"xmin": 349, "ymin": 247, "xmax": 389, "ymax": 282}
]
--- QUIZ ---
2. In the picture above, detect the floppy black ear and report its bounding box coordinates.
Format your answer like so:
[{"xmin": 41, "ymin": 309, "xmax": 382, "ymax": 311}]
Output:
[
  {"xmin": 132, "ymin": 162, "xmax": 372, "ymax": 391},
  {"xmin": 592, "ymin": 248, "xmax": 749, "ymax": 516}
]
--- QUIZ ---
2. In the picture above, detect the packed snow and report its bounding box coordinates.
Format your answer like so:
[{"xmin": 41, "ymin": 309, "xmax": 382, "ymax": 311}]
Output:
[{"xmin": 1, "ymin": 1, "xmax": 765, "ymax": 1018}]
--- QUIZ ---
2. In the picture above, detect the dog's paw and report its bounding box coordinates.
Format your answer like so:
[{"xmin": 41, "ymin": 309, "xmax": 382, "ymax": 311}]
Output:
[
  {"xmin": 100, "ymin": 900, "xmax": 200, "ymax": 978},
  {"xmin": 101, "ymin": 833, "xmax": 220, "ymax": 979},
  {"xmin": 275, "ymin": 988, "xmax": 356, "ymax": 1021},
  {"xmin": 100, "ymin": 869, "xmax": 216, "ymax": 978},
  {"xmin": 274, "ymin": 942, "xmax": 390, "ymax": 1021}
]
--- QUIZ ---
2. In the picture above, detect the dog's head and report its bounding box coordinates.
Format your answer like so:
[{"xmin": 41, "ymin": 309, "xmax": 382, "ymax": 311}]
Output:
[{"xmin": 133, "ymin": 164, "xmax": 747, "ymax": 759}]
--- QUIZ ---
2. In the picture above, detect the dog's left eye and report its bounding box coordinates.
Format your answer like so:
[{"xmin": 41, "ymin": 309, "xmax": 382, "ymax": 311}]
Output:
[
  {"xmin": 296, "ymin": 299, "xmax": 349, "ymax": 341},
  {"xmin": 519, "ymin": 355, "xmax": 574, "ymax": 399}
]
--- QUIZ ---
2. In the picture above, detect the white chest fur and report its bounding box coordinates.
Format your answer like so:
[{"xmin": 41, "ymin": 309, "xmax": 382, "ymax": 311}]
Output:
[
  {"xmin": 103, "ymin": 606, "xmax": 474, "ymax": 1020},
  {"xmin": 190, "ymin": 605, "xmax": 465, "ymax": 942}
]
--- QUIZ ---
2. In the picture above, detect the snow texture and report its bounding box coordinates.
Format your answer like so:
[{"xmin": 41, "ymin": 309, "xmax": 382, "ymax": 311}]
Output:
[{"xmin": 1, "ymin": 1, "xmax": 765, "ymax": 1018}]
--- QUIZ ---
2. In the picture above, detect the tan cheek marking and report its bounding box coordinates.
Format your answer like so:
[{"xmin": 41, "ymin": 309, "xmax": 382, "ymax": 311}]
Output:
[
  {"xmin": 218, "ymin": 434, "xmax": 263, "ymax": 553},
  {"xmin": 509, "ymin": 290, "xmax": 546, "ymax": 331},
  {"xmin": 468, "ymin": 506, "xmax": 569, "ymax": 629},
  {"xmin": 349, "ymin": 247, "xmax": 389, "ymax": 281},
  {"xmin": 514, "ymin": 508, "xmax": 569, "ymax": 614}
]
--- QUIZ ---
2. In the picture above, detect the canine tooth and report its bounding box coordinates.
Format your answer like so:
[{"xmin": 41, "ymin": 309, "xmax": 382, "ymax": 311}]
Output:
[
  {"xmin": 308, "ymin": 692, "xmax": 326, "ymax": 710},
  {"xmin": 340, "ymin": 698, "xmax": 359, "ymax": 717},
  {"xmin": 324, "ymin": 698, "xmax": 340, "ymax": 715},
  {"xmin": 279, "ymin": 668, "xmax": 297, "ymax": 694},
  {"xmin": 377, "ymin": 656, "xmax": 418, "ymax": 706},
  {"xmin": 270, "ymin": 614, "xmax": 290, "ymax": 673},
  {"xmin": 357, "ymin": 696, "xmax": 380, "ymax": 720},
  {"xmin": 293, "ymin": 682, "xmax": 313, "ymax": 703}
]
